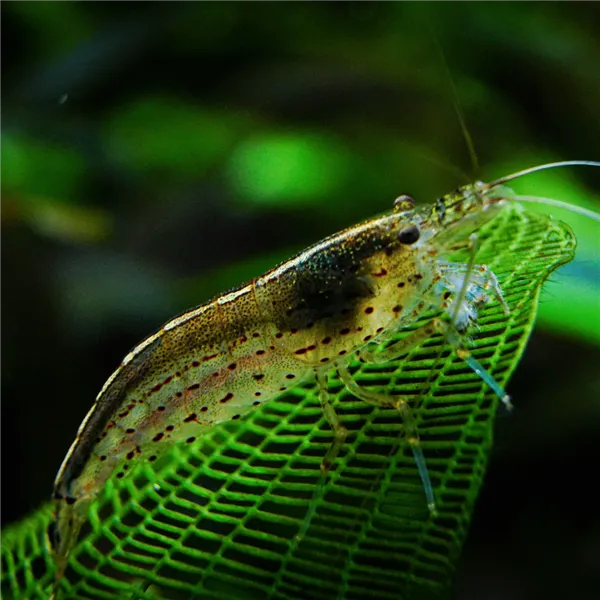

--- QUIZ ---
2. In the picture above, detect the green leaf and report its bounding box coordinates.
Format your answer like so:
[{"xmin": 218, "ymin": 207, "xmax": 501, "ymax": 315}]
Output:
[{"xmin": 1, "ymin": 205, "xmax": 575, "ymax": 600}]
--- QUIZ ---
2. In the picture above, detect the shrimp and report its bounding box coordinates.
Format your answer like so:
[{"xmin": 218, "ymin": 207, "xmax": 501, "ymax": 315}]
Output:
[{"xmin": 49, "ymin": 160, "xmax": 600, "ymax": 595}]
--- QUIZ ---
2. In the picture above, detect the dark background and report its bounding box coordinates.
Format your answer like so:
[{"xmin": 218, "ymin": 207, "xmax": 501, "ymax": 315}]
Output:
[{"xmin": 2, "ymin": 3, "xmax": 600, "ymax": 599}]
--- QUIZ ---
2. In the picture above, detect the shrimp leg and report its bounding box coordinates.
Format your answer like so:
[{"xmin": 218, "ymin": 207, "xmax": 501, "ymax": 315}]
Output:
[
  {"xmin": 295, "ymin": 370, "xmax": 347, "ymax": 544},
  {"xmin": 337, "ymin": 364, "xmax": 436, "ymax": 514}
]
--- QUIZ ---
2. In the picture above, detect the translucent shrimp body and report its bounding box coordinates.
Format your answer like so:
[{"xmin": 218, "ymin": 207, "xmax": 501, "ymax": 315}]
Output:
[{"xmin": 50, "ymin": 164, "xmax": 598, "ymax": 586}]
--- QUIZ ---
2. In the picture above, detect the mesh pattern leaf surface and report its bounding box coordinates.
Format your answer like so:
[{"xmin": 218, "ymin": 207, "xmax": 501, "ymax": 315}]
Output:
[{"xmin": 1, "ymin": 205, "xmax": 576, "ymax": 600}]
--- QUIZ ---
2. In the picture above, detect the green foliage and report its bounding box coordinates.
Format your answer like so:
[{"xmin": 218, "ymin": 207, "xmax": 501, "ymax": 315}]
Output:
[{"xmin": 0, "ymin": 205, "xmax": 576, "ymax": 600}]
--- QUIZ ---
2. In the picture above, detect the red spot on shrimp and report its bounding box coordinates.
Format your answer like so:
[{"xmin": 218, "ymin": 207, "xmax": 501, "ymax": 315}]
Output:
[{"xmin": 372, "ymin": 268, "xmax": 388, "ymax": 277}]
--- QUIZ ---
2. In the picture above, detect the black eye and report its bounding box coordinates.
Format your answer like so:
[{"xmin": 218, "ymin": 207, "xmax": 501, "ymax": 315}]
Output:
[
  {"xmin": 397, "ymin": 224, "xmax": 420, "ymax": 245},
  {"xmin": 393, "ymin": 194, "xmax": 415, "ymax": 211}
]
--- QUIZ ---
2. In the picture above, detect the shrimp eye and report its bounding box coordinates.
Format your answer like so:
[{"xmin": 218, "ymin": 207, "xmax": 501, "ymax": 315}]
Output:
[
  {"xmin": 397, "ymin": 224, "xmax": 420, "ymax": 245},
  {"xmin": 393, "ymin": 194, "xmax": 415, "ymax": 211}
]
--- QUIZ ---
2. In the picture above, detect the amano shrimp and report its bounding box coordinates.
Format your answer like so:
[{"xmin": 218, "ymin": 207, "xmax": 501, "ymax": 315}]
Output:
[{"xmin": 50, "ymin": 160, "xmax": 600, "ymax": 593}]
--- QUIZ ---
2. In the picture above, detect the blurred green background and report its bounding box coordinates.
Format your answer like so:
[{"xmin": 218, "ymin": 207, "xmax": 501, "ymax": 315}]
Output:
[{"xmin": 2, "ymin": 3, "xmax": 599, "ymax": 599}]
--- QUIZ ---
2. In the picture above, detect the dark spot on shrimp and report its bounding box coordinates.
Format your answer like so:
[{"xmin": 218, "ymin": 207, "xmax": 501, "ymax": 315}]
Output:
[
  {"xmin": 322, "ymin": 336, "xmax": 332, "ymax": 345},
  {"xmin": 253, "ymin": 401, "xmax": 261, "ymax": 406},
  {"xmin": 116, "ymin": 472, "xmax": 125, "ymax": 479},
  {"xmin": 285, "ymin": 374, "xmax": 296, "ymax": 380},
  {"xmin": 280, "ymin": 387, "xmax": 287, "ymax": 392},
  {"xmin": 184, "ymin": 413, "xmax": 197, "ymax": 423},
  {"xmin": 192, "ymin": 360, "xmax": 200, "ymax": 368},
  {"xmin": 228, "ymin": 363, "xmax": 237, "ymax": 371},
  {"xmin": 100, "ymin": 455, "xmax": 107, "ymax": 462},
  {"xmin": 126, "ymin": 428, "xmax": 135, "ymax": 434},
  {"xmin": 157, "ymin": 406, "xmax": 166, "ymax": 412},
  {"xmin": 253, "ymin": 373, "xmax": 265, "ymax": 381},
  {"xmin": 393, "ymin": 305, "xmax": 403, "ymax": 313},
  {"xmin": 256, "ymin": 350, "xmax": 266, "ymax": 356},
  {"xmin": 376, "ymin": 327, "xmax": 384, "ymax": 334},
  {"xmin": 200, "ymin": 406, "xmax": 208, "ymax": 413},
  {"xmin": 176, "ymin": 391, "xmax": 183, "ymax": 398},
  {"xmin": 153, "ymin": 432, "xmax": 164, "ymax": 442},
  {"xmin": 252, "ymin": 332, "xmax": 260, "ymax": 338},
  {"xmin": 295, "ymin": 348, "xmax": 307, "ymax": 355},
  {"xmin": 365, "ymin": 306, "xmax": 374, "ymax": 314},
  {"xmin": 232, "ymin": 414, "xmax": 241, "ymax": 421},
  {"xmin": 340, "ymin": 328, "xmax": 350, "ymax": 335},
  {"xmin": 220, "ymin": 392, "xmax": 234, "ymax": 404},
  {"xmin": 320, "ymin": 357, "xmax": 330, "ymax": 363},
  {"xmin": 372, "ymin": 268, "xmax": 388, "ymax": 277},
  {"xmin": 443, "ymin": 291, "xmax": 452, "ymax": 300},
  {"xmin": 166, "ymin": 425, "xmax": 174, "ymax": 432},
  {"xmin": 149, "ymin": 455, "xmax": 157, "ymax": 462},
  {"xmin": 415, "ymin": 273, "xmax": 423, "ymax": 280},
  {"xmin": 187, "ymin": 383, "xmax": 200, "ymax": 391},
  {"xmin": 254, "ymin": 392, "xmax": 262, "ymax": 397},
  {"xmin": 126, "ymin": 451, "xmax": 135, "ymax": 460},
  {"xmin": 397, "ymin": 281, "xmax": 405, "ymax": 288},
  {"xmin": 290, "ymin": 328, "xmax": 299, "ymax": 334},
  {"xmin": 363, "ymin": 335, "xmax": 372, "ymax": 342},
  {"xmin": 338, "ymin": 350, "xmax": 347, "ymax": 356},
  {"xmin": 187, "ymin": 437, "xmax": 196, "ymax": 444},
  {"xmin": 275, "ymin": 332, "xmax": 283, "ymax": 339}
]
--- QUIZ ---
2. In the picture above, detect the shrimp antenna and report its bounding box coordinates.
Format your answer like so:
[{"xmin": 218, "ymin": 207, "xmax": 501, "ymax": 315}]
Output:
[
  {"xmin": 513, "ymin": 195, "xmax": 600, "ymax": 223},
  {"xmin": 486, "ymin": 160, "xmax": 600, "ymax": 188},
  {"xmin": 429, "ymin": 20, "xmax": 480, "ymax": 177}
]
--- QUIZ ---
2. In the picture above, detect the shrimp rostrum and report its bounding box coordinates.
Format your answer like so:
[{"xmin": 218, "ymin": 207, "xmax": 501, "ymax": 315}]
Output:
[{"xmin": 50, "ymin": 161, "xmax": 600, "ymax": 589}]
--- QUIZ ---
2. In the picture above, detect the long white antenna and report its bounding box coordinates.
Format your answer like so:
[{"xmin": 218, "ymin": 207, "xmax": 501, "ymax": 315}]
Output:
[
  {"xmin": 513, "ymin": 195, "xmax": 600, "ymax": 223},
  {"xmin": 486, "ymin": 160, "xmax": 600, "ymax": 188}
]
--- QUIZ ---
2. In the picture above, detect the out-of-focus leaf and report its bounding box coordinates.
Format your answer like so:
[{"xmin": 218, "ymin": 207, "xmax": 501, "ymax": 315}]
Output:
[
  {"xmin": 0, "ymin": 205, "xmax": 575, "ymax": 600},
  {"xmin": 228, "ymin": 132, "xmax": 352, "ymax": 206},
  {"xmin": 1, "ymin": 134, "xmax": 87, "ymax": 201},
  {"xmin": 102, "ymin": 97, "xmax": 245, "ymax": 178}
]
